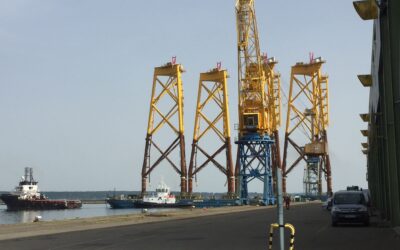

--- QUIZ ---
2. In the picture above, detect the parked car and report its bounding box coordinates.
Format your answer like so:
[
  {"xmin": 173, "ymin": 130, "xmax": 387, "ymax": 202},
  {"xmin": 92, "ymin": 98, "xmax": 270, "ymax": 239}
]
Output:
[{"xmin": 331, "ymin": 190, "xmax": 369, "ymax": 226}]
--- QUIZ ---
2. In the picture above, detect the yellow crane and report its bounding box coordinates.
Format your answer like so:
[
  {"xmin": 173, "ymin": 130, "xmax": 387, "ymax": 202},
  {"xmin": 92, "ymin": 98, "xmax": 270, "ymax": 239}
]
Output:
[
  {"xmin": 236, "ymin": 0, "xmax": 268, "ymax": 136},
  {"xmin": 235, "ymin": 0, "xmax": 280, "ymax": 204}
]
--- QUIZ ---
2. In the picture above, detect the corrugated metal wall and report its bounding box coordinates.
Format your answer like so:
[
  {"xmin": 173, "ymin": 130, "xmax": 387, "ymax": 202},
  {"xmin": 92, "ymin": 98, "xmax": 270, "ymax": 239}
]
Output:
[{"xmin": 366, "ymin": 0, "xmax": 400, "ymax": 227}]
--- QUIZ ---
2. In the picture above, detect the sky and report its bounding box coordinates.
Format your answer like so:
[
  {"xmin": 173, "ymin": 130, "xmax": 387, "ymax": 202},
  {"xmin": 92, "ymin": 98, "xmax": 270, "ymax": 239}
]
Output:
[{"xmin": 0, "ymin": 0, "xmax": 373, "ymax": 193}]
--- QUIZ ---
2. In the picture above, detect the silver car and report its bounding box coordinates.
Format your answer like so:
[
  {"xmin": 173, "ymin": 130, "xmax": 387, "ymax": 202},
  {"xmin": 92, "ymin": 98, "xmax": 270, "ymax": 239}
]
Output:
[{"xmin": 331, "ymin": 190, "xmax": 369, "ymax": 226}]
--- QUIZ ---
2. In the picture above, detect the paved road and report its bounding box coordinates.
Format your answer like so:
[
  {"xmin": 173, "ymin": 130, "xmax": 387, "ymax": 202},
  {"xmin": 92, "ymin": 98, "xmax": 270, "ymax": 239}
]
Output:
[{"xmin": 1, "ymin": 203, "xmax": 399, "ymax": 250}]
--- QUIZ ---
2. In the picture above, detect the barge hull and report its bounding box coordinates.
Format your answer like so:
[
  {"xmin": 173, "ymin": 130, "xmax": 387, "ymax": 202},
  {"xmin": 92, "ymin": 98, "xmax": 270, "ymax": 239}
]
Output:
[{"xmin": 0, "ymin": 194, "xmax": 82, "ymax": 211}]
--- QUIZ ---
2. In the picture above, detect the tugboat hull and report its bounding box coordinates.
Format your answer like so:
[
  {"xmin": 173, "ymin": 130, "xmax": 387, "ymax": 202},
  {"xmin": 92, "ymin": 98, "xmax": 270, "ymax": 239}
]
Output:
[
  {"xmin": 106, "ymin": 198, "xmax": 193, "ymax": 209},
  {"xmin": 0, "ymin": 194, "xmax": 82, "ymax": 211},
  {"xmin": 106, "ymin": 198, "xmax": 136, "ymax": 209},
  {"xmin": 178, "ymin": 199, "xmax": 240, "ymax": 208},
  {"xmin": 133, "ymin": 200, "xmax": 193, "ymax": 209}
]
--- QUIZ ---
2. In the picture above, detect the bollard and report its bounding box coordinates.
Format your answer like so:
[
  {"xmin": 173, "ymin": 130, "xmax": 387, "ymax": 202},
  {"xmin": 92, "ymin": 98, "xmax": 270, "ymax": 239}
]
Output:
[
  {"xmin": 33, "ymin": 215, "xmax": 42, "ymax": 222},
  {"xmin": 268, "ymin": 223, "xmax": 279, "ymax": 249},
  {"xmin": 285, "ymin": 223, "xmax": 295, "ymax": 249},
  {"xmin": 268, "ymin": 223, "xmax": 295, "ymax": 250}
]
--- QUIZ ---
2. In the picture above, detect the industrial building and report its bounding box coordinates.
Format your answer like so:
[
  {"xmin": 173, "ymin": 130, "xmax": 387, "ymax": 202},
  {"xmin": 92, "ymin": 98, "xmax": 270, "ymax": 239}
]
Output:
[{"xmin": 354, "ymin": 0, "xmax": 400, "ymax": 227}]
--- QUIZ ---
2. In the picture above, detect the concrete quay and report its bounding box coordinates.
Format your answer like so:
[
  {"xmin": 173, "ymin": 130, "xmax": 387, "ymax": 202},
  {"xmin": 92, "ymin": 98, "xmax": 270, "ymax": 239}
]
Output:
[{"xmin": 1, "ymin": 203, "xmax": 399, "ymax": 249}]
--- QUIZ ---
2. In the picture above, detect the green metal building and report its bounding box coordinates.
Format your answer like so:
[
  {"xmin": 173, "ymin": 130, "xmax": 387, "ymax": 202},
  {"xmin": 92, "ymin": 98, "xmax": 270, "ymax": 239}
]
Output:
[{"xmin": 354, "ymin": 0, "xmax": 400, "ymax": 227}]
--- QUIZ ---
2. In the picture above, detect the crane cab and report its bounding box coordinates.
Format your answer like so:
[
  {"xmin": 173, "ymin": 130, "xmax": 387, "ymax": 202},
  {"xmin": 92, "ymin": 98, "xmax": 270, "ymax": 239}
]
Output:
[{"xmin": 242, "ymin": 113, "xmax": 260, "ymax": 133}]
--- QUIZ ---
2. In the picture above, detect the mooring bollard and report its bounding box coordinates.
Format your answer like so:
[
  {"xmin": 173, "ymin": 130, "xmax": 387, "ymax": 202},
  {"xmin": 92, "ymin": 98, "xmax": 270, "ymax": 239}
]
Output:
[
  {"xmin": 33, "ymin": 215, "xmax": 42, "ymax": 222},
  {"xmin": 268, "ymin": 223, "xmax": 296, "ymax": 250}
]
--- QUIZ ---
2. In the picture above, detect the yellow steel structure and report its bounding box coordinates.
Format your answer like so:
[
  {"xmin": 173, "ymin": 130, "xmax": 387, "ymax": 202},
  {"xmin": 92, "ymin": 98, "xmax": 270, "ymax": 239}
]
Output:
[
  {"xmin": 141, "ymin": 61, "xmax": 187, "ymax": 195},
  {"xmin": 188, "ymin": 67, "xmax": 234, "ymax": 195},
  {"xmin": 235, "ymin": 0, "xmax": 279, "ymax": 204},
  {"xmin": 263, "ymin": 57, "xmax": 282, "ymax": 190},
  {"xmin": 353, "ymin": 0, "xmax": 379, "ymax": 20},
  {"xmin": 282, "ymin": 59, "xmax": 332, "ymax": 195},
  {"xmin": 236, "ymin": 0, "xmax": 270, "ymax": 136},
  {"xmin": 263, "ymin": 57, "xmax": 282, "ymax": 132},
  {"xmin": 360, "ymin": 113, "xmax": 370, "ymax": 122},
  {"xmin": 358, "ymin": 74, "xmax": 373, "ymax": 87}
]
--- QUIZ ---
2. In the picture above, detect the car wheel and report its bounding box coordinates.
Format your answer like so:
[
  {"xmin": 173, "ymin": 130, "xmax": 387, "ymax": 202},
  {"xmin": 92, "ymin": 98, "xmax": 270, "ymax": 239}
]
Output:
[
  {"xmin": 364, "ymin": 219, "xmax": 370, "ymax": 227},
  {"xmin": 331, "ymin": 221, "xmax": 337, "ymax": 227}
]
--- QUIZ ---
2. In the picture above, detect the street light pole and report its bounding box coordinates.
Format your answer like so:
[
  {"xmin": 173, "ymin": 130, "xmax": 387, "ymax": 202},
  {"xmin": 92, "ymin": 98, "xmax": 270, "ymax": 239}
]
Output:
[{"xmin": 277, "ymin": 168, "xmax": 285, "ymax": 250}]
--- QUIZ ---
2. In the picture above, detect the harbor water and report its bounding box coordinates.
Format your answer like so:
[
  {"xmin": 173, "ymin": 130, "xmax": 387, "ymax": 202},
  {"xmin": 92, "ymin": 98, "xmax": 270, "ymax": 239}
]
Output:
[{"xmin": 0, "ymin": 204, "xmax": 178, "ymax": 225}]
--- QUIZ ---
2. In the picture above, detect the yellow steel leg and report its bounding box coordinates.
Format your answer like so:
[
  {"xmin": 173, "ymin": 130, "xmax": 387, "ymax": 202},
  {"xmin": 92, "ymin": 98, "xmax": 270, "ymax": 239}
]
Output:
[
  {"xmin": 141, "ymin": 61, "xmax": 187, "ymax": 195},
  {"xmin": 188, "ymin": 67, "xmax": 234, "ymax": 195}
]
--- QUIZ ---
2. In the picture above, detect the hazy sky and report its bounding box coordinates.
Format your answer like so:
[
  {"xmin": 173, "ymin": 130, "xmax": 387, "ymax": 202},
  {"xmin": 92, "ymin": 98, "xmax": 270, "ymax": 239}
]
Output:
[{"xmin": 0, "ymin": 0, "xmax": 372, "ymax": 192}]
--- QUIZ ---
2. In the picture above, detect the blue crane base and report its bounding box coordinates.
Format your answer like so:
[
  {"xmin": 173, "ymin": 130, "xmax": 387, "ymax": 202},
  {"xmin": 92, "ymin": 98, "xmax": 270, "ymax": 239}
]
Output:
[{"xmin": 236, "ymin": 133, "xmax": 276, "ymax": 205}]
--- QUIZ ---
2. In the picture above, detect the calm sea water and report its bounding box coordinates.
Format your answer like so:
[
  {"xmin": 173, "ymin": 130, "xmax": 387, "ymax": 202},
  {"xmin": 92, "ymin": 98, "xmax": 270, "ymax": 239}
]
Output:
[{"xmin": 0, "ymin": 204, "xmax": 177, "ymax": 225}]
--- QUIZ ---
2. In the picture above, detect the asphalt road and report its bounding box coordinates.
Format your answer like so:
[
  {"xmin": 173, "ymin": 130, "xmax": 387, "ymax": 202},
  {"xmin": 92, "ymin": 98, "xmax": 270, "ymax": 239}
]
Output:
[{"xmin": 1, "ymin": 203, "xmax": 399, "ymax": 250}]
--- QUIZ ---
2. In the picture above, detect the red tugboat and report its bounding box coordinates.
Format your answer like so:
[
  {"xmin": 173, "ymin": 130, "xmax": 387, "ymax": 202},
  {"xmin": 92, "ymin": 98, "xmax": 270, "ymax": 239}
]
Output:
[{"xmin": 0, "ymin": 167, "xmax": 82, "ymax": 211}]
